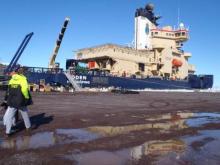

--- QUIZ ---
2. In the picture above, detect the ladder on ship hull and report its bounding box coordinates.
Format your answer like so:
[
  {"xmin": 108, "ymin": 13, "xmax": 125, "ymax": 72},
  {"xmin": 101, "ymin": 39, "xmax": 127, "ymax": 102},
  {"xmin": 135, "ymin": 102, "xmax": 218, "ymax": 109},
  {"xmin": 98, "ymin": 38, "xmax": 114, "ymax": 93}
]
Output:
[{"xmin": 64, "ymin": 72, "xmax": 82, "ymax": 91}]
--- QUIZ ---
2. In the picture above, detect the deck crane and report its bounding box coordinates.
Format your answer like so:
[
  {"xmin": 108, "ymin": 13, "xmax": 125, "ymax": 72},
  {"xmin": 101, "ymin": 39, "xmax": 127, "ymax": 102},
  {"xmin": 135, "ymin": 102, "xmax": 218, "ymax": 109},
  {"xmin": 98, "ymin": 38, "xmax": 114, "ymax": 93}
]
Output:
[
  {"xmin": 48, "ymin": 17, "xmax": 70, "ymax": 68},
  {"xmin": 4, "ymin": 32, "xmax": 34, "ymax": 74}
]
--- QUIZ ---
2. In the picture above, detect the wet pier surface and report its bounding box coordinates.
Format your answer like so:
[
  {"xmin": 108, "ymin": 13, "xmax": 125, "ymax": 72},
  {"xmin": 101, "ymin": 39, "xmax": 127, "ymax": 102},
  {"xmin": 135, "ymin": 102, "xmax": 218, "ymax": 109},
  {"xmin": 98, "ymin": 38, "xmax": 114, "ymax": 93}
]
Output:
[{"xmin": 0, "ymin": 91, "xmax": 220, "ymax": 165}]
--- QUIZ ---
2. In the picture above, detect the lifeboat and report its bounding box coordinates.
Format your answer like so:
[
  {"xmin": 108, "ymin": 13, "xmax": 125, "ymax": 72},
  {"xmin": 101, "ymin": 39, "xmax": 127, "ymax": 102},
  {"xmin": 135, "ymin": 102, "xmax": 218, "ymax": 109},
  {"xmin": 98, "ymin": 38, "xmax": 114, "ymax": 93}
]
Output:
[{"xmin": 172, "ymin": 59, "xmax": 182, "ymax": 67}]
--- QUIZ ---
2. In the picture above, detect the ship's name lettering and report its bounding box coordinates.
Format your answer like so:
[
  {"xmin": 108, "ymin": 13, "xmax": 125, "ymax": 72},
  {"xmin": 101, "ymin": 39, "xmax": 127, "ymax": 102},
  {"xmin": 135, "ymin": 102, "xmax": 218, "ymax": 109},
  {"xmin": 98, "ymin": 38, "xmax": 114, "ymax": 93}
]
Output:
[
  {"xmin": 76, "ymin": 80, "xmax": 90, "ymax": 84},
  {"xmin": 73, "ymin": 75, "xmax": 87, "ymax": 80}
]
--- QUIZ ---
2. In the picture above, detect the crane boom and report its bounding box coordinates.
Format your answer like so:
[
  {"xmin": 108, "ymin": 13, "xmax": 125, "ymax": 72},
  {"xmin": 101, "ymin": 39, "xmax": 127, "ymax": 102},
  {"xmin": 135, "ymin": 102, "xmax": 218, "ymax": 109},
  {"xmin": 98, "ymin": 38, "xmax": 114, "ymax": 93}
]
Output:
[
  {"xmin": 4, "ymin": 32, "xmax": 34, "ymax": 74},
  {"xmin": 48, "ymin": 17, "xmax": 70, "ymax": 68}
]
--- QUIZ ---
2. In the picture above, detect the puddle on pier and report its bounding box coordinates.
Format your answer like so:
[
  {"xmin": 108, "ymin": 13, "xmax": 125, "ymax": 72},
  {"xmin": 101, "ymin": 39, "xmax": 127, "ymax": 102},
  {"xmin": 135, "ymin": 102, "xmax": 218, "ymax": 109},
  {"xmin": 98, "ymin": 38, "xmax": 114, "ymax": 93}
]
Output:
[
  {"xmin": 65, "ymin": 139, "xmax": 186, "ymax": 165},
  {"xmin": 0, "ymin": 111, "xmax": 220, "ymax": 152},
  {"xmin": 154, "ymin": 130, "xmax": 220, "ymax": 165},
  {"xmin": 67, "ymin": 130, "xmax": 220, "ymax": 165},
  {"xmin": 186, "ymin": 112, "xmax": 220, "ymax": 127},
  {"xmin": 87, "ymin": 112, "xmax": 220, "ymax": 136},
  {"xmin": 0, "ymin": 129, "xmax": 100, "ymax": 150}
]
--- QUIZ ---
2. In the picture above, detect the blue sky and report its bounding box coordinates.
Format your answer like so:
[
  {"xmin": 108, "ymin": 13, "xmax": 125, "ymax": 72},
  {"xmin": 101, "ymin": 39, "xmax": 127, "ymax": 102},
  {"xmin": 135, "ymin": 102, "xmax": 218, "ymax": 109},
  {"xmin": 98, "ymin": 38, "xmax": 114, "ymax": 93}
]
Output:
[{"xmin": 0, "ymin": 0, "xmax": 219, "ymax": 87}]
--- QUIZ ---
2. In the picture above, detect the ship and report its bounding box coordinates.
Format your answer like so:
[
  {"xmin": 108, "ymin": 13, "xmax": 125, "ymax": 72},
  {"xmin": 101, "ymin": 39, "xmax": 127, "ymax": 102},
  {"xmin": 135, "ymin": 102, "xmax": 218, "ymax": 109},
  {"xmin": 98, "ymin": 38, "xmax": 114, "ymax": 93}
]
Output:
[
  {"xmin": 1, "ymin": 3, "xmax": 213, "ymax": 91},
  {"xmin": 64, "ymin": 3, "xmax": 213, "ymax": 90}
]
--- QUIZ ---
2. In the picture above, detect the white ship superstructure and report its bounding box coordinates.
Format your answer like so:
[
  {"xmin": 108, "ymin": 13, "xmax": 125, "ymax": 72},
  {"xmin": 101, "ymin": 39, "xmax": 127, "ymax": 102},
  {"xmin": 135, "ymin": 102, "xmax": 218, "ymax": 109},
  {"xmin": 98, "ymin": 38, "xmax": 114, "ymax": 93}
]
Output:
[{"xmin": 76, "ymin": 3, "xmax": 195, "ymax": 80}]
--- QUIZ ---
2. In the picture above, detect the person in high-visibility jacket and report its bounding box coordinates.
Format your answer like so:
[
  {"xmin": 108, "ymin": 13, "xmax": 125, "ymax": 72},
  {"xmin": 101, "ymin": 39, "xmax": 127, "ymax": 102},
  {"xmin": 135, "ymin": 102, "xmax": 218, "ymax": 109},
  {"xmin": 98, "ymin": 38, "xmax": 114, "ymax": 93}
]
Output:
[{"xmin": 4, "ymin": 65, "xmax": 32, "ymax": 136}]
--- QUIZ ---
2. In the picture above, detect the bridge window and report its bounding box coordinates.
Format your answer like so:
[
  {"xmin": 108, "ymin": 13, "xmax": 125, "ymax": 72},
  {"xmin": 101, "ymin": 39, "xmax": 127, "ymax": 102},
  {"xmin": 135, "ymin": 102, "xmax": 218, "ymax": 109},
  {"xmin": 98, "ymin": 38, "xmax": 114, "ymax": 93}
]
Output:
[
  {"xmin": 175, "ymin": 33, "xmax": 181, "ymax": 37},
  {"xmin": 138, "ymin": 63, "xmax": 145, "ymax": 72}
]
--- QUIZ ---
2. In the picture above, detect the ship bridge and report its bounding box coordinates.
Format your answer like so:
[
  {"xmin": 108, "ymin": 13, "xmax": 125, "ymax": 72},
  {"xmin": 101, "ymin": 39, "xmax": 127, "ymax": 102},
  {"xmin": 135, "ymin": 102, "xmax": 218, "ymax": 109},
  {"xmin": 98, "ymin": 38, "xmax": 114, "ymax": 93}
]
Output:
[
  {"xmin": 74, "ymin": 3, "xmax": 195, "ymax": 80},
  {"xmin": 151, "ymin": 28, "xmax": 189, "ymax": 42}
]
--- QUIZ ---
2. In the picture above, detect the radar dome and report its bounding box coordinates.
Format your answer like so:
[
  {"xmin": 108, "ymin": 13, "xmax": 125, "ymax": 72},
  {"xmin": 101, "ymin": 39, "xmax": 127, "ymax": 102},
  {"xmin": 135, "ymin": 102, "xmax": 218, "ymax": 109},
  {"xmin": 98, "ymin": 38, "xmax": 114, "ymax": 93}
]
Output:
[
  {"xmin": 145, "ymin": 3, "xmax": 154, "ymax": 12},
  {"xmin": 179, "ymin": 22, "xmax": 185, "ymax": 29}
]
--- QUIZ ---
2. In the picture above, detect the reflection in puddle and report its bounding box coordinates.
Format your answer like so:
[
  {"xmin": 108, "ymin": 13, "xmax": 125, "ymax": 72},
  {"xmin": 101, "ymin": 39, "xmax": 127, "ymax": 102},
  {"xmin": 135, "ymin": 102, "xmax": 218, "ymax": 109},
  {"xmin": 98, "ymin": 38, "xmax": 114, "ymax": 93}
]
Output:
[
  {"xmin": 66, "ymin": 112, "xmax": 220, "ymax": 165},
  {"xmin": 145, "ymin": 112, "xmax": 220, "ymax": 127},
  {"xmin": 0, "ymin": 111, "xmax": 220, "ymax": 154},
  {"xmin": 56, "ymin": 129, "xmax": 100, "ymax": 143},
  {"xmin": 1, "ymin": 132, "xmax": 55, "ymax": 150},
  {"xmin": 66, "ymin": 139, "xmax": 185, "ymax": 165},
  {"xmin": 129, "ymin": 139, "xmax": 185, "ymax": 164},
  {"xmin": 66, "ymin": 150, "xmax": 131, "ymax": 165},
  {"xmin": 87, "ymin": 112, "xmax": 220, "ymax": 136},
  {"xmin": 186, "ymin": 112, "xmax": 220, "ymax": 127},
  {"xmin": 156, "ymin": 130, "xmax": 220, "ymax": 165},
  {"xmin": 69, "ymin": 130, "xmax": 220, "ymax": 165},
  {"xmin": 0, "ymin": 129, "xmax": 101, "ymax": 150},
  {"xmin": 86, "ymin": 112, "xmax": 195, "ymax": 136}
]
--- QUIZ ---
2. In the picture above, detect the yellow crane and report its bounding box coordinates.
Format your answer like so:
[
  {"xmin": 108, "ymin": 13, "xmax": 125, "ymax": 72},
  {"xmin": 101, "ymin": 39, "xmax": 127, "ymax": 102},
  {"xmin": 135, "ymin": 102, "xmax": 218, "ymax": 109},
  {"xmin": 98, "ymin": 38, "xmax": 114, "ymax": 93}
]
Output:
[{"xmin": 48, "ymin": 17, "xmax": 70, "ymax": 68}]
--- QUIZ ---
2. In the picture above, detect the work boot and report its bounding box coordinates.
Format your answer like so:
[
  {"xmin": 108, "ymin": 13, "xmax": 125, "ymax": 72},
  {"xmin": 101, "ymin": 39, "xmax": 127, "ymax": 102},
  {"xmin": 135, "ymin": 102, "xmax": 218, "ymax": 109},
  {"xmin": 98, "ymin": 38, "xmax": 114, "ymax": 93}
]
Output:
[
  {"xmin": 4, "ymin": 133, "xmax": 11, "ymax": 138},
  {"xmin": 4, "ymin": 129, "xmax": 16, "ymax": 138},
  {"xmin": 25, "ymin": 127, "xmax": 32, "ymax": 136}
]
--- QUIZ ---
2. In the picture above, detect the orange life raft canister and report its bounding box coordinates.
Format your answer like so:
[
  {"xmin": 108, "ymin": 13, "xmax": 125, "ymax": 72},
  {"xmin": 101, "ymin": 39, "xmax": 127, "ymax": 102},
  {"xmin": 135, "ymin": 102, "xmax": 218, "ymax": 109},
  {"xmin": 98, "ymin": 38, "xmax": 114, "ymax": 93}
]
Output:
[{"xmin": 172, "ymin": 59, "xmax": 182, "ymax": 67}]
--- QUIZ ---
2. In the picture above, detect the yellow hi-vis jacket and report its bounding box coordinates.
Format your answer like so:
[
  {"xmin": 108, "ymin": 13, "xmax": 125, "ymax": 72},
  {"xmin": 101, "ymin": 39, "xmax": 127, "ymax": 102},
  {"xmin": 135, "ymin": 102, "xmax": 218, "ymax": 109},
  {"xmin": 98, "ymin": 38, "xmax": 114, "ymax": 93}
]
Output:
[{"xmin": 8, "ymin": 74, "xmax": 29, "ymax": 99}]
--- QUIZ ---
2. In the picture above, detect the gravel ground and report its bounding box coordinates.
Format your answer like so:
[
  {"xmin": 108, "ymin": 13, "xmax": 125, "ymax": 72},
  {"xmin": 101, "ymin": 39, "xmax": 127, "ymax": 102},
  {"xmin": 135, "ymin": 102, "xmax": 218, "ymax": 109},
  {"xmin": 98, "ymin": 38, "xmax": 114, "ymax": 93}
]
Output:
[{"xmin": 0, "ymin": 91, "xmax": 220, "ymax": 165}]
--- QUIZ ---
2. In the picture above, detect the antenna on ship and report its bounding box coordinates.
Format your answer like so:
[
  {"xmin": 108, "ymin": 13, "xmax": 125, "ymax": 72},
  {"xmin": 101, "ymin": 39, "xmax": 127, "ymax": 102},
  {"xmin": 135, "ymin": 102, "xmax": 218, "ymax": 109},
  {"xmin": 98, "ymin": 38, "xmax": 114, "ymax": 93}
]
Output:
[
  {"xmin": 177, "ymin": 1, "xmax": 186, "ymax": 31},
  {"xmin": 125, "ymin": 40, "xmax": 135, "ymax": 48},
  {"xmin": 177, "ymin": 0, "xmax": 182, "ymax": 29},
  {"xmin": 177, "ymin": 7, "xmax": 180, "ymax": 28}
]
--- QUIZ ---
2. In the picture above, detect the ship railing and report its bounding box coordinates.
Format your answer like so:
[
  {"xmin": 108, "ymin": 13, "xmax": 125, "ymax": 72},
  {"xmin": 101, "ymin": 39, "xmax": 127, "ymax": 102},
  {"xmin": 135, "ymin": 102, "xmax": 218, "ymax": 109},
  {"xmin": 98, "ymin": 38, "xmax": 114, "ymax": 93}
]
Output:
[{"xmin": 25, "ymin": 67, "xmax": 64, "ymax": 74}]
